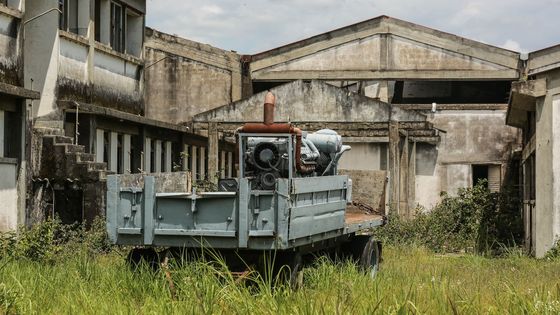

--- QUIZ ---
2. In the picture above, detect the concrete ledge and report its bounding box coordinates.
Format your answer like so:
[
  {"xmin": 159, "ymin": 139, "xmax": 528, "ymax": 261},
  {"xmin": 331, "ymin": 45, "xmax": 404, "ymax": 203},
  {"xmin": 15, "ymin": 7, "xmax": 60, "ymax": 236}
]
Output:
[
  {"xmin": 59, "ymin": 100, "xmax": 189, "ymax": 132},
  {"xmin": 0, "ymin": 157, "xmax": 17, "ymax": 164},
  {"xmin": 0, "ymin": 4, "xmax": 22, "ymax": 19},
  {"xmin": 395, "ymin": 103, "xmax": 508, "ymax": 111},
  {"xmin": 0, "ymin": 81, "xmax": 40, "ymax": 99},
  {"xmin": 94, "ymin": 41, "xmax": 144, "ymax": 65}
]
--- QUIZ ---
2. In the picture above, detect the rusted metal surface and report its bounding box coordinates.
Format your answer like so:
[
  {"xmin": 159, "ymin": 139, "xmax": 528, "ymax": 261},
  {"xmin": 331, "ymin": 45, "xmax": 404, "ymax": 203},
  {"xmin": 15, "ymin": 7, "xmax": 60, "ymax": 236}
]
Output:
[{"xmin": 345, "ymin": 211, "xmax": 383, "ymax": 225}]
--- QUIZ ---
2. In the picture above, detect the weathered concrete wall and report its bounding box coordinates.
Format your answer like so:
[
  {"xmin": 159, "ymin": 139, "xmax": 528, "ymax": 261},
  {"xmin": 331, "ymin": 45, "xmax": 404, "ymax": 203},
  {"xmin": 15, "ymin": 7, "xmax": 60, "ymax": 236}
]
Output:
[
  {"xmin": 413, "ymin": 110, "xmax": 520, "ymax": 208},
  {"xmin": 339, "ymin": 169, "xmax": 387, "ymax": 211},
  {"xmin": 194, "ymin": 80, "xmax": 424, "ymax": 123},
  {"xmin": 24, "ymin": 1, "xmax": 144, "ymax": 119},
  {"xmin": 250, "ymin": 16, "xmax": 519, "ymax": 81},
  {"xmin": 534, "ymin": 67, "xmax": 560, "ymax": 257},
  {"xmin": 0, "ymin": 8, "xmax": 21, "ymax": 85},
  {"xmin": 117, "ymin": 171, "xmax": 192, "ymax": 192},
  {"xmin": 0, "ymin": 161, "xmax": 17, "ymax": 231},
  {"xmin": 144, "ymin": 28, "xmax": 242, "ymax": 124},
  {"xmin": 339, "ymin": 142, "xmax": 385, "ymax": 170}
]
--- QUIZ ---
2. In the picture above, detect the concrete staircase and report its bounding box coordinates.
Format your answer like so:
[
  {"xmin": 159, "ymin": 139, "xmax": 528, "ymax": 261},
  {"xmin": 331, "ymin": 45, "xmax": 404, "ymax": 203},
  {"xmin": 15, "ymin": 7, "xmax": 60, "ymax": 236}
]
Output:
[{"xmin": 36, "ymin": 127, "xmax": 112, "ymax": 181}]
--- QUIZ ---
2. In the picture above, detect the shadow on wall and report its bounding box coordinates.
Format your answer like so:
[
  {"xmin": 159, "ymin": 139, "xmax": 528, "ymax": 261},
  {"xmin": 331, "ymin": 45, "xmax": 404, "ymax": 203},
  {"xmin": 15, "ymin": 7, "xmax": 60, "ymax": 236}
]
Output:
[{"xmin": 415, "ymin": 143, "xmax": 438, "ymax": 176}]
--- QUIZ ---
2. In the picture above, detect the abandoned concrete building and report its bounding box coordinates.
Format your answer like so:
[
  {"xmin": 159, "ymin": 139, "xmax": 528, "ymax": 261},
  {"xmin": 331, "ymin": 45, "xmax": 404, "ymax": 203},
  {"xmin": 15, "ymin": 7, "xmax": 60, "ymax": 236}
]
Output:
[
  {"xmin": 146, "ymin": 16, "xmax": 521, "ymax": 217},
  {"xmin": 0, "ymin": 2, "xmax": 557, "ymax": 257},
  {"xmin": 507, "ymin": 44, "xmax": 560, "ymax": 257}
]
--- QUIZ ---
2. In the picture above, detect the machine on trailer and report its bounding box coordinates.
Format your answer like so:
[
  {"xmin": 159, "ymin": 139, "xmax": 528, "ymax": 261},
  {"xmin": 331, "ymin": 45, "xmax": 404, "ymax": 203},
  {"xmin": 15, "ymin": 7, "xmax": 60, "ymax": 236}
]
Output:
[{"xmin": 106, "ymin": 92, "xmax": 385, "ymax": 282}]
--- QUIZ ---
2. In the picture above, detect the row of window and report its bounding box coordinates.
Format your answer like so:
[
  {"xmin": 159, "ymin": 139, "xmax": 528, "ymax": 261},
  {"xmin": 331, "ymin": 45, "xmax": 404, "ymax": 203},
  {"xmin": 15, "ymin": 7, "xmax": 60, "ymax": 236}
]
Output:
[{"xmin": 59, "ymin": 0, "xmax": 143, "ymax": 56}]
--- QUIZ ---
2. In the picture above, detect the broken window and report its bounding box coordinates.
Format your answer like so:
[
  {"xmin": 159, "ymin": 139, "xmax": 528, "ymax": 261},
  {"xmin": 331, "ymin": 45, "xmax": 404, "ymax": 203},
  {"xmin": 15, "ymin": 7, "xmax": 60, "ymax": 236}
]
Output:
[
  {"xmin": 472, "ymin": 164, "xmax": 501, "ymax": 192},
  {"xmin": 59, "ymin": 0, "xmax": 89, "ymax": 36},
  {"xmin": 110, "ymin": 1, "xmax": 124, "ymax": 52}
]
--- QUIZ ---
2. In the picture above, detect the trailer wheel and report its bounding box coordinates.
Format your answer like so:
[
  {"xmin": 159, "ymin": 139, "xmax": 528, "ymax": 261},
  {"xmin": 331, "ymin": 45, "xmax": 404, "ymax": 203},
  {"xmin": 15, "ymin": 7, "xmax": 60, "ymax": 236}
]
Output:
[
  {"xmin": 126, "ymin": 247, "xmax": 160, "ymax": 271},
  {"xmin": 358, "ymin": 237, "xmax": 381, "ymax": 278}
]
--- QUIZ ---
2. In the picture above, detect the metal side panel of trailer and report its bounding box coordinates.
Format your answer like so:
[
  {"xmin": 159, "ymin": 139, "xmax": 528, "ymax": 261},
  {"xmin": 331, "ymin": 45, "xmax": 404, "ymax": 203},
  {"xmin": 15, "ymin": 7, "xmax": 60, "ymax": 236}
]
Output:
[{"xmin": 106, "ymin": 175, "xmax": 384, "ymax": 251}]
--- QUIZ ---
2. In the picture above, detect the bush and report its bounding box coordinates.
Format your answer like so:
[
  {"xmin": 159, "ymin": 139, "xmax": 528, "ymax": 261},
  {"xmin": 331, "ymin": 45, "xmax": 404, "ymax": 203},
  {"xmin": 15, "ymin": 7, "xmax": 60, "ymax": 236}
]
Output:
[
  {"xmin": 374, "ymin": 181, "xmax": 523, "ymax": 255},
  {"xmin": 0, "ymin": 216, "xmax": 110, "ymax": 263}
]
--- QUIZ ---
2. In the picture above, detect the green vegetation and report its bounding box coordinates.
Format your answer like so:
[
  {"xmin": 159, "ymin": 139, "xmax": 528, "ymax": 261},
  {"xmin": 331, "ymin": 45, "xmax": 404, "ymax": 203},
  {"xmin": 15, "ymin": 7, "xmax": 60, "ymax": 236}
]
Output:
[
  {"xmin": 1, "ymin": 183, "xmax": 555, "ymax": 314},
  {"xmin": 2, "ymin": 243, "xmax": 560, "ymax": 314},
  {"xmin": 375, "ymin": 181, "xmax": 523, "ymax": 255}
]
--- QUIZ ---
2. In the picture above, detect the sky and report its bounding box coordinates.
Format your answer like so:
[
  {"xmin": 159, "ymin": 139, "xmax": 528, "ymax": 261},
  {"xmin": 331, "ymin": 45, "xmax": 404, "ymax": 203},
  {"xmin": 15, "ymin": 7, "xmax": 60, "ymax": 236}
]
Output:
[{"xmin": 146, "ymin": 0, "xmax": 560, "ymax": 54}]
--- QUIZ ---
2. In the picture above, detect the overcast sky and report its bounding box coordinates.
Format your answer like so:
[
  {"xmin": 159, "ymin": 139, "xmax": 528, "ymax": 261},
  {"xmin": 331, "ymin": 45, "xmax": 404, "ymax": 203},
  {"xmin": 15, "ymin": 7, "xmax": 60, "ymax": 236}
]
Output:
[{"xmin": 146, "ymin": 0, "xmax": 560, "ymax": 54}]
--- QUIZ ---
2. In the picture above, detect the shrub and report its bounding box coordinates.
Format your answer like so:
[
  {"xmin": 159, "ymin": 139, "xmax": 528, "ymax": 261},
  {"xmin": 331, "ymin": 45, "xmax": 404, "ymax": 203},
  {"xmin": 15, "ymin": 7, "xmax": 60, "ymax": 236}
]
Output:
[
  {"xmin": 0, "ymin": 216, "xmax": 110, "ymax": 263},
  {"xmin": 374, "ymin": 181, "xmax": 523, "ymax": 254}
]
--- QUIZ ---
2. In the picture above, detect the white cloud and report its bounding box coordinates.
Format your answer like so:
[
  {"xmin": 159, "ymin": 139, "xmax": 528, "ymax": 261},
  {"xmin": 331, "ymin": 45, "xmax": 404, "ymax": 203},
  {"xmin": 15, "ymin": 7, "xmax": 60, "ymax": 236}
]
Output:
[
  {"xmin": 500, "ymin": 39, "xmax": 523, "ymax": 53},
  {"xmin": 146, "ymin": 0, "xmax": 560, "ymax": 53}
]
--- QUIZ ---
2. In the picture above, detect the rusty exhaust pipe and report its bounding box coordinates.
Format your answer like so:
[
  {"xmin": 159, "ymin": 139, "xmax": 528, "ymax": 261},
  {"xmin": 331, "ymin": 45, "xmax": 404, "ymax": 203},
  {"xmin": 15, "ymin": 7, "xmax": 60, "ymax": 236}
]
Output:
[{"xmin": 263, "ymin": 91, "xmax": 275, "ymax": 125}]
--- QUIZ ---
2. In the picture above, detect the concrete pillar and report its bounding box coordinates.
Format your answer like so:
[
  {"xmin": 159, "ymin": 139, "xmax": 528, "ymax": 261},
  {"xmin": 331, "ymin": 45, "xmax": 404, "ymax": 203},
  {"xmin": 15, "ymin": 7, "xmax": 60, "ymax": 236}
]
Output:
[
  {"xmin": 191, "ymin": 146, "xmax": 198, "ymax": 180},
  {"xmin": 109, "ymin": 131, "xmax": 118, "ymax": 173},
  {"xmin": 0, "ymin": 110, "xmax": 4, "ymax": 157},
  {"xmin": 164, "ymin": 141, "xmax": 172, "ymax": 172},
  {"xmin": 220, "ymin": 151, "xmax": 226, "ymax": 178},
  {"xmin": 144, "ymin": 137, "xmax": 151, "ymax": 173},
  {"xmin": 227, "ymin": 151, "xmax": 233, "ymax": 177},
  {"xmin": 182, "ymin": 144, "xmax": 189, "ymax": 171},
  {"xmin": 399, "ymin": 133, "xmax": 409, "ymax": 218},
  {"xmin": 95, "ymin": 129, "xmax": 104, "ymax": 163},
  {"xmin": 123, "ymin": 134, "xmax": 131, "ymax": 174},
  {"xmin": 199, "ymin": 146, "xmax": 206, "ymax": 180},
  {"xmin": 388, "ymin": 121, "xmax": 400, "ymax": 214},
  {"xmin": 154, "ymin": 140, "xmax": 162, "ymax": 173},
  {"xmin": 408, "ymin": 141, "xmax": 417, "ymax": 213},
  {"xmin": 207, "ymin": 122, "xmax": 219, "ymax": 183}
]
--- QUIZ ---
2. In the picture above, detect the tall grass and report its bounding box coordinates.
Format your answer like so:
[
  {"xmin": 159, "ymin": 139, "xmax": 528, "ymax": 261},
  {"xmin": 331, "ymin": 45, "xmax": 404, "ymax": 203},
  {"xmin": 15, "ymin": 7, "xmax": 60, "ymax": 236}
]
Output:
[{"xmin": 2, "ymin": 245, "xmax": 560, "ymax": 314}]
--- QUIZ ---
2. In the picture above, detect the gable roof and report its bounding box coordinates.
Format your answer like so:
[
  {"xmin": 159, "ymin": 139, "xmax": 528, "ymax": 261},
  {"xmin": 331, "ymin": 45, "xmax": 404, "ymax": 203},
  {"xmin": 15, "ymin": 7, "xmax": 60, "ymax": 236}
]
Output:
[
  {"xmin": 249, "ymin": 16, "xmax": 521, "ymax": 81},
  {"xmin": 193, "ymin": 80, "xmax": 426, "ymax": 123}
]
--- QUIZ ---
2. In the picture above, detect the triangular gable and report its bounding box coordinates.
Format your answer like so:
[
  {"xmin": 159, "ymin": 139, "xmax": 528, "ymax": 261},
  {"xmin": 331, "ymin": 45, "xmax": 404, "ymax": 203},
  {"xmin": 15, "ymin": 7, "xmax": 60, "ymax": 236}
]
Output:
[
  {"xmin": 193, "ymin": 80, "xmax": 425, "ymax": 123},
  {"xmin": 250, "ymin": 16, "xmax": 520, "ymax": 81}
]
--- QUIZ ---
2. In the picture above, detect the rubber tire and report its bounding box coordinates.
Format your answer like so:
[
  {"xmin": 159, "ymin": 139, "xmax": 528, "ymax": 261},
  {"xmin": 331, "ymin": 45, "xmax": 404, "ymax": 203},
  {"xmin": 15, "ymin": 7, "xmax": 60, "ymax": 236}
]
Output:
[
  {"xmin": 126, "ymin": 247, "xmax": 160, "ymax": 271},
  {"xmin": 359, "ymin": 237, "xmax": 380, "ymax": 278}
]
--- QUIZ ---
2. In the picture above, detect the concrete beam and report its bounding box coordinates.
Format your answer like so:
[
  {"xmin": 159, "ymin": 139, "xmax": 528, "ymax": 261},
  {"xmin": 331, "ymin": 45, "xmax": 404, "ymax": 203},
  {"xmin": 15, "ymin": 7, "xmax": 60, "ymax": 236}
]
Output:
[
  {"xmin": 252, "ymin": 69, "xmax": 519, "ymax": 81},
  {"xmin": 511, "ymin": 79, "xmax": 547, "ymax": 98}
]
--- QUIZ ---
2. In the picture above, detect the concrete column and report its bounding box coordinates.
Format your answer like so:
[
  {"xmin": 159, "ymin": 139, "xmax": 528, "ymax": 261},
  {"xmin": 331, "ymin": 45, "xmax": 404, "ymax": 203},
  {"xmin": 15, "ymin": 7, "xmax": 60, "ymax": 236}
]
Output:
[
  {"xmin": 220, "ymin": 151, "xmax": 226, "ymax": 178},
  {"xmin": 191, "ymin": 146, "xmax": 198, "ymax": 180},
  {"xmin": 144, "ymin": 137, "xmax": 151, "ymax": 173},
  {"xmin": 199, "ymin": 146, "xmax": 206, "ymax": 180},
  {"xmin": 109, "ymin": 132, "xmax": 118, "ymax": 173},
  {"xmin": 399, "ymin": 133, "xmax": 409, "ymax": 218},
  {"xmin": 123, "ymin": 134, "xmax": 131, "ymax": 174},
  {"xmin": 95, "ymin": 129, "xmax": 104, "ymax": 162},
  {"xmin": 408, "ymin": 141, "xmax": 417, "ymax": 213},
  {"xmin": 182, "ymin": 144, "xmax": 189, "ymax": 171},
  {"xmin": 207, "ymin": 122, "xmax": 219, "ymax": 183},
  {"xmin": 164, "ymin": 141, "xmax": 172, "ymax": 172},
  {"xmin": 154, "ymin": 140, "xmax": 162, "ymax": 173},
  {"xmin": 388, "ymin": 121, "xmax": 400, "ymax": 214},
  {"xmin": 227, "ymin": 151, "xmax": 233, "ymax": 177},
  {"xmin": 0, "ymin": 110, "xmax": 4, "ymax": 157}
]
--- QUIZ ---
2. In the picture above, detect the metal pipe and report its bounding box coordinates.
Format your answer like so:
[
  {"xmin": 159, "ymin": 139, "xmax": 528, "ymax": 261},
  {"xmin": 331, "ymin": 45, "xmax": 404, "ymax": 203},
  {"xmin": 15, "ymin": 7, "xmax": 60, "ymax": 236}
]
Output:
[{"xmin": 263, "ymin": 91, "xmax": 275, "ymax": 125}]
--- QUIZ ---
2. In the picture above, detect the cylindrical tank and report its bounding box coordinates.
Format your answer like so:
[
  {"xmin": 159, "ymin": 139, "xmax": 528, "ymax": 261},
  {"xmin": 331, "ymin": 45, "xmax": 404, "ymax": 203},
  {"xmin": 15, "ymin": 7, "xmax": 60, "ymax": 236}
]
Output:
[{"xmin": 306, "ymin": 129, "xmax": 342, "ymax": 154}]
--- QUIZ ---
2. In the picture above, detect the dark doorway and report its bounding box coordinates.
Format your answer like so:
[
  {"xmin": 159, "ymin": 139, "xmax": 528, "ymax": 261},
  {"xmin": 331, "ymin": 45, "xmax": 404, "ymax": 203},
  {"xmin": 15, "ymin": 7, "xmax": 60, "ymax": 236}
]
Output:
[
  {"xmin": 54, "ymin": 187, "xmax": 83, "ymax": 224},
  {"xmin": 472, "ymin": 164, "xmax": 489, "ymax": 188}
]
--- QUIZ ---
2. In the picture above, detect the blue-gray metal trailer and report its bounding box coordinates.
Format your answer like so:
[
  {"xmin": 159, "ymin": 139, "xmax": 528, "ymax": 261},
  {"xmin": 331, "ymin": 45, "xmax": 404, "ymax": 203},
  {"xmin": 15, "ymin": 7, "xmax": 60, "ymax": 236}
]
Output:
[{"xmin": 106, "ymin": 92, "xmax": 385, "ymax": 282}]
